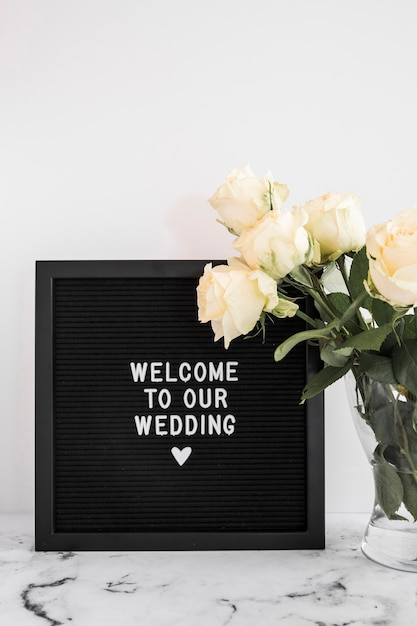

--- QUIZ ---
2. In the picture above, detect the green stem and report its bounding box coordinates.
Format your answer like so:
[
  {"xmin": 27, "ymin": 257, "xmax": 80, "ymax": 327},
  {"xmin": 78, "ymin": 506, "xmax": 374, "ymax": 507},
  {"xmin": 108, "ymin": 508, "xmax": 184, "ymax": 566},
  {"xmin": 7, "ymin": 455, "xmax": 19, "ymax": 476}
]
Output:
[
  {"xmin": 284, "ymin": 269, "xmax": 338, "ymax": 322},
  {"xmin": 387, "ymin": 384, "xmax": 417, "ymax": 487},
  {"xmin": 295, "ymin": 308, "xmax": 317, "ymax": 328},
  {"xmin": 309, "ymin": 271, "xmax": 339, "ymax": 321},
  {"xmin": 336, "ymin": 255, "xmax": 369, "ymax": 331},
  {"xmin": 336, "ymin": 255, "xmax": 352, "ymax": 298},
  {"xmin": 338, "ymin": 290, "xmax": 368, "ymax": 329}
]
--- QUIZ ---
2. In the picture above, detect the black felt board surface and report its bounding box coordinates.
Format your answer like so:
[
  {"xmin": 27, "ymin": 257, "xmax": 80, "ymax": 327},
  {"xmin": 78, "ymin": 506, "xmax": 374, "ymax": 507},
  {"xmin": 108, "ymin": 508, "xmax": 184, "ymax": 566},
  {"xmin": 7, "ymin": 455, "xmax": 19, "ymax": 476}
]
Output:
[{"xmin": 35, "ymin": 260, "xmax": 324, "ymax": 550}]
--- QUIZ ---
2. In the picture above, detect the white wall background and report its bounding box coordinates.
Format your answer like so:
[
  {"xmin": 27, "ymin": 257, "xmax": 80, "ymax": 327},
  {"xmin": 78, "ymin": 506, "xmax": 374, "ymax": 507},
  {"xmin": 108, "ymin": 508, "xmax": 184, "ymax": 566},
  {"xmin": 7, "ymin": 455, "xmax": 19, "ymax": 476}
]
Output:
[{"xmin": 1, "ymin": 0, "xmax": 417, "ymax": 514}]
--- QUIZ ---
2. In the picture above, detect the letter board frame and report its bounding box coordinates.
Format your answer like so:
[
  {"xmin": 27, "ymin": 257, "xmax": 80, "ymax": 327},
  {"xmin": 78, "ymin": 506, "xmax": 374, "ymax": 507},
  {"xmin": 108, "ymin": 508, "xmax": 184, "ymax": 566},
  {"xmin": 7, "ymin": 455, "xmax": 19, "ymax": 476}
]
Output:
[{"xmin": 35, "ymin": 260, "xmax": 324, "ymax": 551}]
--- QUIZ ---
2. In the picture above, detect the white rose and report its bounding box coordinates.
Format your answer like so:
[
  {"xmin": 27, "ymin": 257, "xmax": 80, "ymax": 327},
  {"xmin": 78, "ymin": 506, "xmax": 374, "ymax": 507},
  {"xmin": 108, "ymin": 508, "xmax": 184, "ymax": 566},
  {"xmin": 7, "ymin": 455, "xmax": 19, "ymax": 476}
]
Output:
[
  {"xmin": 208, "ymin": 164, "xmax": 289, "ymax": 236},
  {"xmin": 232, "ymin": 207, "xmax": 314, "ymax": 280},
  {"xmin": 196, "ymin": 258, "xmax": 279, "ymax": 348},
  {"xmin": 366, "ymin": 207, "xmax": 417, "ymax": 307},
  {"xmin": 300, "ymin": 192, "xmax": 366, "ymax": 262}
]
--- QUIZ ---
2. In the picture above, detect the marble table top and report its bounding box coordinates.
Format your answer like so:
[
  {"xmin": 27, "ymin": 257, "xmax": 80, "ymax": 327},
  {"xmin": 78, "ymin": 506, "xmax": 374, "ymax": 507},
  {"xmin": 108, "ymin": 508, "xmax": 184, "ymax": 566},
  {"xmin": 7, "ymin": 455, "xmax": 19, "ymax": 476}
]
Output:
[{"xmin": 0, "ymin": 513, "xmax": 416, "ymax": 625}]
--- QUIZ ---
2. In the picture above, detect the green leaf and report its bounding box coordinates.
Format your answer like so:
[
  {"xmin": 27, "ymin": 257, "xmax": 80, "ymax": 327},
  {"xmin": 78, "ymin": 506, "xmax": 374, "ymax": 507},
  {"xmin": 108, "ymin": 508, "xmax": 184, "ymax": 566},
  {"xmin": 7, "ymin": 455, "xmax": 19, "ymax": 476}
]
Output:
[
  {"xmin": 320, "ymin": 341, "xmax": 352, "ymax": 366},
  {"xmin": 371, "ymin": 298, "xmax": 396, "ymax": 327},
  {"xmin": 327, "ymin": 292, "xmax": 351, "ymax": 316},
  {"xmin": 392, "ymin": 339, "xmax": 417, "ymax": 396},
  {"xmin": 327, "ymin": 292, "xmax": 364, "ymax": 334},
  {"xmin": 274, "ymin": 321, "xmax": 337, "ymax": 363},
  {"xmin": 403, "ymin": 315, "xmax": 417, "ymax": 340},
  {"xmin": 374, "ymin": 460, "xmax": 404, "ymax": 519},
  {"xmin": 334, "ymin": 324, "xmax": 392, "ymax": 357},
  {"xmin": 400, "ymin": 473, "xmax": 417, "ymax": 521},
  {"xmin": 337, "ymin": 290, "xmax": 369, "ymax": 330},
  {"xmin": 301, "ymin": 360, "xmax": 353, "ymax": 402},
  {"xmin": 349, "ymin": 246, "xmax": 369, "ymax": 300},
  {"xmin": 399, "ymin": 402, "xmax": 417, "ymax": 467},
  {"xmin": 357, "ymin": 352, "xmax": 396, "ymax": 385},
  {"xmin": 367, "ymin": 403, "xmax": 396, "ymax": 448},
  {"xmin": 381, "ymin": 326, "xmax": 403, "ymax": 356}
]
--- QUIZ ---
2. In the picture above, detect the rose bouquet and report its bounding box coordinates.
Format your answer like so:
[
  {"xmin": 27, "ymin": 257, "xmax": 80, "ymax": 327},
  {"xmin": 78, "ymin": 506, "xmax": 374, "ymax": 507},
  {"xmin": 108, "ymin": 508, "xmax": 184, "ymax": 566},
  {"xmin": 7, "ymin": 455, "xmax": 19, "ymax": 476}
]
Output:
[{"xmin": 197, "ymin": 165, "xmax": 417, "ymax": 529}]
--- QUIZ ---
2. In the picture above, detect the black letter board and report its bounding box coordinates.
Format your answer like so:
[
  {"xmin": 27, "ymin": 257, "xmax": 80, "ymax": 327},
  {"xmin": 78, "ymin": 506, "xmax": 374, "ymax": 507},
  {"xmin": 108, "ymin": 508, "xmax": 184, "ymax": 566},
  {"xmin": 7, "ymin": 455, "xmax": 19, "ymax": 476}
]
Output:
[{"xmin": 35, "ymin": 260, "xmax": 324, "ymax": 551}]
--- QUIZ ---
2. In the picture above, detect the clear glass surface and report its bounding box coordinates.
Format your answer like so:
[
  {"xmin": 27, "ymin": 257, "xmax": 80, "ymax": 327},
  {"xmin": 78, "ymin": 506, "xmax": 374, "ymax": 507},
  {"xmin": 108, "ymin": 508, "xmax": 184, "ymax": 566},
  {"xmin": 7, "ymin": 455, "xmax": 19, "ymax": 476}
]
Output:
[{"xmin": 346, "ymin": 370, "xmax": 417, "ymax": 572}]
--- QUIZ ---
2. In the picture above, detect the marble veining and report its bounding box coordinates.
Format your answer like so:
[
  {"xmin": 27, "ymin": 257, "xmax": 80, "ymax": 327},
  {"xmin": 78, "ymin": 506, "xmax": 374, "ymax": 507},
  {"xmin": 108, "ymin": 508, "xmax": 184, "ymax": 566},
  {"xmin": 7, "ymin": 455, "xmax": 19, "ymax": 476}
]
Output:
[{"xmin": 0, "ymin": 514, "xmax": 417, "ymax": 625}]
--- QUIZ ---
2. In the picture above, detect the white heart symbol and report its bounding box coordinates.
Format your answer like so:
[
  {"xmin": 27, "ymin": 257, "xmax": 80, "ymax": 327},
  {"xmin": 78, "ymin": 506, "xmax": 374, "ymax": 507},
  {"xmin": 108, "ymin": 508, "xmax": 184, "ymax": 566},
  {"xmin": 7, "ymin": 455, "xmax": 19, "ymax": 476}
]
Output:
[{"xmin": 171, "ymin": 446, "xmax": 192, "ymax": 466}]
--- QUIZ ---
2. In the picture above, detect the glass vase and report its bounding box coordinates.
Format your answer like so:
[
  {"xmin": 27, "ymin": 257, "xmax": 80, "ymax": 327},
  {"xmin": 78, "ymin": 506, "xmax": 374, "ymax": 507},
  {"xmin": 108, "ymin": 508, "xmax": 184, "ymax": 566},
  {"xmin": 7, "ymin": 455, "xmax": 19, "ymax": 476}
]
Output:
[{"xmin": 345, "ymin": 368, "xmax": 417, "ymax": 572}]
